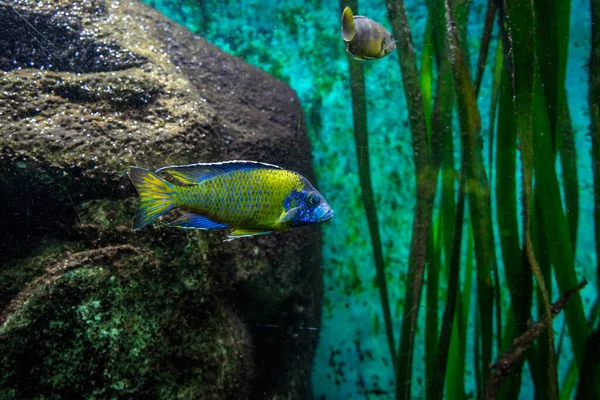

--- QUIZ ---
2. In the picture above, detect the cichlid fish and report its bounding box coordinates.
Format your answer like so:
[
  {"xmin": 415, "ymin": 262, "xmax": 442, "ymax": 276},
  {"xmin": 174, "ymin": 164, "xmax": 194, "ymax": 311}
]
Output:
[
  {"xmin": 341, "ymin": 6, "xmax": 396, "ymax": 61},
  {"xmin": 127, "ymin": 161, "xmax": 333, "ymax": 241}
]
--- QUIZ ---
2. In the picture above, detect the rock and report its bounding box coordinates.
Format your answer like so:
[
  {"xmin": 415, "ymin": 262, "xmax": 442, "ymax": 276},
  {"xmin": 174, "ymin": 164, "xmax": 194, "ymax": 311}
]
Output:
[{"xmin": 0, "ymin": 0, "xmax": 322, "ymax": 398}]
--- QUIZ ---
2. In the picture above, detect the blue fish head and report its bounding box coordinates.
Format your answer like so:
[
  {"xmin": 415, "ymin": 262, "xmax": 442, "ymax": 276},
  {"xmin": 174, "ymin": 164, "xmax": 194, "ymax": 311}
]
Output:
[{"xmin": 284, "ymin": 187, "xmax": 333, "ymax": 227}]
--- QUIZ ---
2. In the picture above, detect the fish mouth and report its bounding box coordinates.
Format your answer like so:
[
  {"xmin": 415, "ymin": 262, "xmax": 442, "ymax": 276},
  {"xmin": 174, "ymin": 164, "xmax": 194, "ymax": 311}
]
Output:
[{"xmin": 320, "ymin": 210, "xmax": 334, "ymax": 222}]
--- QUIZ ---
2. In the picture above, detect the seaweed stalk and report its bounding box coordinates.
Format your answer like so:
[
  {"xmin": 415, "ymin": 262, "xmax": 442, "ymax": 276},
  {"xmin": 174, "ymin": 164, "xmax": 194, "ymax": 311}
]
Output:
[
  {"xmin": 497, "ymin": 1, "xmax": 560, "ymax": 397},
  {"xmin": 474, "ymin": 0, "xmax": 497, "ymax": 94},
  {"xmin": 496, "ymin": 58, "xmax": 532, "ymax": 398},
  {"xmin": 453, "ymin": 225, "xmax": 474, "ymax": 399},
  {"xmin": 562, "ymin": 297, "xmax": 600, "ymax": 399},
  {"xmin": 486, "ymin": 279, "xmax": 588, "ymax": 400},
  {"xmin": 575, "ymin": 327, "xmax": 600, "ymax": 399},
  {"xmin": 384, "ymin": 1, "xmax": 437, "ymax": 398},
  {"xmin": 533, "ymin": 188, "xmax": 557, "ymax": 400},
  {"xmin": 430, "ymin": 174, "xmax": 466, "ymax": 400},
  {"xmin": 425, "ymin": 0, "xmax": 456, "ymax": 394},
  {"xmin": 421, "ymin": 14, "xmax": 434, "ymax": 139},
  {"xmin": 443, "ymin": 0, "xmax": 496, "ymax": 392},
  {"xmin": 590, "ymin": 0, "xmax": 600, "ymax": 296},
  {"xmin": 534, "ymin": 0, "xmax": 578, "ymax": 255},
  {"xmin": 339, "ymin": 0, "xmax": 397, "ymax": 372},
  {"xmin": 425, "ymin": 218, "xmax": 440, "ymax": 400},
  {"xmin": 559, "ymin": 99, "xmax": 579, "ymax": 252}
]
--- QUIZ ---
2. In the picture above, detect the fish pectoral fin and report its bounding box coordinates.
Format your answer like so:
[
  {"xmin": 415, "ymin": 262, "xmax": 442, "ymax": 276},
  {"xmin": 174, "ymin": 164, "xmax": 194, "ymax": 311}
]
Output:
[
  {"xmin": 224, "ymin": 229, "xmax": 273, "ymax": 242},
  {"xmin": 169, "ymin": 213, "xmax": 228, "ymax": 230},
  {"xmin": 276, "ymin": 206, "xmax": 301, "ymax": 225},
  {"xmin": 341, "ymin": 7, "xmax": 356, "ymax": 42}
]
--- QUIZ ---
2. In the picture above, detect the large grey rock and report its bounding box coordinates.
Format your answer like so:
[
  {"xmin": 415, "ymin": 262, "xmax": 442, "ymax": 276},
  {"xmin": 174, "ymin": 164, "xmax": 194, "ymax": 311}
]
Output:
[{"xmin": 0, "ymin": 0, "xmax": 322, "ymax": 398}]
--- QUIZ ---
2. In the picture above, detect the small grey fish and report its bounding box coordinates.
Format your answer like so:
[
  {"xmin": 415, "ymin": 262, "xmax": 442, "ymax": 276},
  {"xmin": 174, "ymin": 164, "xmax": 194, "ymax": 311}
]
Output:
[{"xmin": 341, "ymin": 7, "xmax": 396, "ymax": 61}]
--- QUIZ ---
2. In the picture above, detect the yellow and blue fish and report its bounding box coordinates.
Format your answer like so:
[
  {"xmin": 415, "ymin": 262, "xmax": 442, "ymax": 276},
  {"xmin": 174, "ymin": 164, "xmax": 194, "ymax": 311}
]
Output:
[
  {"xmin": 341, "ymin": 6, "xmax": 396, "ymax": 61},
  {"xmin": 127, "ymin": 161, "xmax": 333, "ymax": 241}
]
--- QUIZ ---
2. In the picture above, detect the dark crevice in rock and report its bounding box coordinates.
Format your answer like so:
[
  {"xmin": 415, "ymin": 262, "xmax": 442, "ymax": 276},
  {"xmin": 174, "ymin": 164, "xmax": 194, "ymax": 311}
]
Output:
[
  {"xmin": 41, "ymin": 72, "xmax": 161, "ymax": 107},
  {"xmin": 0, "ymin": 4, "xmax": 145, "ymax": 73}
]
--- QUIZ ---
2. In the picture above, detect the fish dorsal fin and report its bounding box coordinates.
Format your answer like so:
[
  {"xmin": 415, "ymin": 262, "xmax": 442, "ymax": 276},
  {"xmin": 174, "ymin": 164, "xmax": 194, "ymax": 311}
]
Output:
[
  {"xmin": 341, "ymin": 7, "xmax": 356, "ymax": 42},
  {"xmin": 156, "ymin": 160, "xmax": 283, "ymax": 185}
]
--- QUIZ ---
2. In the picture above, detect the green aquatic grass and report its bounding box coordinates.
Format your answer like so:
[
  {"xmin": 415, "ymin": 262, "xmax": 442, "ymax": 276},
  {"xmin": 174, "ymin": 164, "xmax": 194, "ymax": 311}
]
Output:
[
  {"xmin": 424, "ymin": 0, "xmax": 455, "ymax": 394},
  {"xmin": 496, "ymin": 50, "xmax": 533, "ymax": 399},
  {"xmin": 384, "ymin": 1, "xmax": 438, "ymax": 398},
  {"xmin": 137, "ymin": 0, "xmax": 598, "ymax": 398},
  {"xmin": 346, "ymin": 0, "xmax": 591, "ymax": 398},
  {"xmin": 474, "ymin": 0, "xmax": 496, "ymax": 94},
  {"xmin": 424, "ymin": 220, "xmax": 440, "ymax": 400},
  {"xmin": 559, "ymin": 100, "xmax": 579, "ymax": 252},
  {"xmin": 591, "ymin": 0, "xmax": 600, "ymax": 296},
  {"xmin": 339, "ymin": 0, "xmax": 397, "ymax": 377},
  {"xmin": 431, "ymin": 176, "xmax": 466, "ymax": 400},
  {"xmin": 361, "ymin": 0, "xmax": 591, "ymax": 398},
  {"xmin": 443, "ymin": 0, "xmax": 497, "ymax": 395},
  {"xmin": 498, "ymin": 0, "xmax": 560, "ymax": 398},
  {"xmin": 533, "ymin": 189, "xmax": 558, "ymax": 400},
  {"xmin": 561, "ymin": 296, "xmax": 600, "ymax": 399},
  {"xmin": 456, "ymin": 226, "xmax": 474, "ymax": 399},
  {"xmin": 575, "ymin": 327, "xmax": 600, "ymax": 398},
  {"xmin": 421, "ymin": 14, "xmax": 434, "ymax": 140}
]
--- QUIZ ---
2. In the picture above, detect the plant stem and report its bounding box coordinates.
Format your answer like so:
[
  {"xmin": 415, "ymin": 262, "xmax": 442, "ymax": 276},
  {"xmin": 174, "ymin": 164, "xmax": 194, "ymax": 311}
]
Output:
[
  {"xmin": 497, "ymin": 1, "xmax": 559, "ymax": 397},
  {"xmin": 486, "ymin": 280, "xmax": 588, "ymax": 400},
  {"xmin": 474, "ymin": 0, "xmax": 497, "ymax": 94},
  {"xmin": 430, "ymin": 174, "xmax": 466, "ymax": 400},
  {"xmin": 384, "ymin": 1, "xmax": 436, "ymax": 399},
  {"xmin": 339, "ymin": 0, "xmax": 397, "ymax": 375},
  {"xmin": 590, "ymin": 0, "xmax": 600, "ymax": 296},
  {"xmin": 444, "ymin": 0, "xmax": 496, "ymax": 392}
]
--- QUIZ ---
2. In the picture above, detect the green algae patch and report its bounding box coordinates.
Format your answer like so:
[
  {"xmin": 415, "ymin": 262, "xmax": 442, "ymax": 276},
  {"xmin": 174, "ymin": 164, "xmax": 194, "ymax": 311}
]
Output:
[{"xmin": 0, "ymin": 245, "xmax": 253, "ymax": 399}]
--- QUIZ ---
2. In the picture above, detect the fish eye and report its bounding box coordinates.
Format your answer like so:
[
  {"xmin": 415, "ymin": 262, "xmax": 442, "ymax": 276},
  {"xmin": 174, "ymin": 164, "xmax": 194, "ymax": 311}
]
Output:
[{"xmin": 306, "ymin": 192, "xmax": 321, "ymax": 208}]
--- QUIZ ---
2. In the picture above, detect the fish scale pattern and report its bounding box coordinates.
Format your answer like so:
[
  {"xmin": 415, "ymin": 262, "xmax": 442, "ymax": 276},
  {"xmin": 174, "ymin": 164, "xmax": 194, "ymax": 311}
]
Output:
[{"xmin": 175, "ymin": 169, "xmax": 304, "ymax": 229}]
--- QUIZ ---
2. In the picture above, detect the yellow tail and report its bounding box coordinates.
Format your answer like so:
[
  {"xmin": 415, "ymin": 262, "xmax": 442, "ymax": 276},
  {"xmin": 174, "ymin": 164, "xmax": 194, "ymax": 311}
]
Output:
[{"xmin": 127, "ymin": 167, "xmax": 175, "ymax": 230}]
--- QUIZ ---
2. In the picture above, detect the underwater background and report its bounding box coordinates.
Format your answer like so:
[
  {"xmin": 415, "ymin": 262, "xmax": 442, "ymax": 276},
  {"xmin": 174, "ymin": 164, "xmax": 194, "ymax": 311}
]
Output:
[{"xmin": 1, "ymin": 0, "xmax": 599, "ymax": 399}]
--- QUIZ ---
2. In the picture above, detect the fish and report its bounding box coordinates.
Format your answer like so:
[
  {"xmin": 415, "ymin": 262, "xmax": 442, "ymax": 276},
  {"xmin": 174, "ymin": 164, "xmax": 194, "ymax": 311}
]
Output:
[
  {"xmin": 127, "ymin": 160, "xmax": 333, "ymax": 241},
  {"xmin": 341, "ymin": 6, "xmax": 396, "ymax": 61}
]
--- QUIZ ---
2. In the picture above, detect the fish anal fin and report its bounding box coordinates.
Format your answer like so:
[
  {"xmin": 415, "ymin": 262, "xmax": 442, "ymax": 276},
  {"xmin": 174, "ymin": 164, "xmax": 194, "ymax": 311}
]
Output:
[
  {"xmin": 224, "ymin": 229, "xmax": 272, "ymax": 242},
  {"xmin": 169, "ymin": 213, "xmax": 228, "ymax": 230},
  {"xmin": 341, "ymin": 7, "xmax": 356, "ymax": 42}
]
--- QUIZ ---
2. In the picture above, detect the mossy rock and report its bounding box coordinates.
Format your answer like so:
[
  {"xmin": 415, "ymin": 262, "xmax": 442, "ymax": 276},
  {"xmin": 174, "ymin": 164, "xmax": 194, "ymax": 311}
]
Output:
[
  {"xmin": 0, "ymin": 246, "xmax": 253, "ymax": 399},
  {"xmin": 0, "ymin": 0, "xmax": 322, "ymax": 398}
]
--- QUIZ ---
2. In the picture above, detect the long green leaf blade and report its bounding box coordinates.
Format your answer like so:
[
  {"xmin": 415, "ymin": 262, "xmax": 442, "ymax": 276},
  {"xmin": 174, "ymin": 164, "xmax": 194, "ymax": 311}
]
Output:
[
  {"xmin": 443, "ymin": 0, "xmax": 496, "ymax": 393},
  {"xmin": 339, "ymin": 0, "xmax": 397, "ymax": 377}
]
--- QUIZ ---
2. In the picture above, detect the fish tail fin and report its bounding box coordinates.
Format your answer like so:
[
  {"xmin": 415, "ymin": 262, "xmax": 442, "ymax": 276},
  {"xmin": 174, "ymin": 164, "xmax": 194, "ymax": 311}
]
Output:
[
  {"xmin": 341, "ymin": 7, "xmax": 356, "ymax": 42},
  {"xmin": 127, "ymin": 166, "xmax": 176, "ymax": 230}
]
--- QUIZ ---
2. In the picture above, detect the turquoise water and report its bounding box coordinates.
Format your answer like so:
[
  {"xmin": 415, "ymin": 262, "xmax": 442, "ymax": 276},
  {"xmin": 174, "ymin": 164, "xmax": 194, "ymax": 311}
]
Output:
[
  {"xmin": 1, "ymin": 0, "xmax": 598, "ymax": 399},
  {"xmin": 141, "ymin": 0, "xmax": 598, "ymax": 398}
]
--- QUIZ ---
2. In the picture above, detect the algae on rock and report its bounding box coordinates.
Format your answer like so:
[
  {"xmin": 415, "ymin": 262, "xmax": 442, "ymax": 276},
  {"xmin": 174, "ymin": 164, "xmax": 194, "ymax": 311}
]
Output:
[{"xmin": 0, "ymin": 0, "xmax": 322, "ymax": 398}]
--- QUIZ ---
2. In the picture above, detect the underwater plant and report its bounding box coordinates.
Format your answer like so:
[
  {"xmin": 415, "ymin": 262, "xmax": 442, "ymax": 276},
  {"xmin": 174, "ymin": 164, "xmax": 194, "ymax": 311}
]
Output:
[
  {"xmin": 338, "ymin": 0, "xmax": 597, "ymax": 399},
  {"xmin": 143, "ymin": 0, "xmax": 600, "ymax": 397},
  {"xmin": 6, "ymin": 0, "xmax": 594, "ymax": 397}
]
